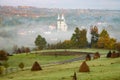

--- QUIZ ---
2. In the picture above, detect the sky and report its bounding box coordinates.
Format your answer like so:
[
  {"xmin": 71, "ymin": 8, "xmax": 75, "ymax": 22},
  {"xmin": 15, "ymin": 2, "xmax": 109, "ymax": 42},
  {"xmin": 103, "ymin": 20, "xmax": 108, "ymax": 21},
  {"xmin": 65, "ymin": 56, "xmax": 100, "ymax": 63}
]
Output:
[{"xmin": 0, "ymin": 0, "xmax": 120, "ymax": 10}]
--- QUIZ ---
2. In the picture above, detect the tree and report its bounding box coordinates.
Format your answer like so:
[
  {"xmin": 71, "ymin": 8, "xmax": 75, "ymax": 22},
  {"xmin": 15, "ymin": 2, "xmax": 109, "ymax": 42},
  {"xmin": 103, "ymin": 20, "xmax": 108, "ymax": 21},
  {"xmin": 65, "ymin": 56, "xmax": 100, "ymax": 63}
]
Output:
[
  {"xmin": 79, "ymin": 29, "xmax": 88, "ymax": 48},
  {"xmin": 21, "ymin": 46, "xmax": 25, "ymax": 53},
  {"xmin": 25, "ymin": 47, "xmax": 30, "ymax": 54},
  {"xmin": 116, "ymin": 42, "xmax": 120, "ymax": 52},
  {"xmin": 0, "ymin": 50, "xmax": 8, "ymax": 61},
  {"xmin": 71, "ymin": 27, "xmax": 80, "ymax": 48},
  {"xmin": 62, "ymin": 40, "xmax": 72, "ymax": 49},
  {"xmin": 90, "ymin": 26, "xmax": 99, "ymax": 48},
  {"xmin": 97, "ymin": 29, "xmax": 116, "ymax": 49},
  {"xmin": 35, "ymin": 35, "xmax": 47, "ymax": 50},
  {"xmin": 13, "ymin": 45, "xmax": 18, "ymax": 54},
  {"xmin": 71, "ymin": 27, "xmax": 88, "ymax": 48}
]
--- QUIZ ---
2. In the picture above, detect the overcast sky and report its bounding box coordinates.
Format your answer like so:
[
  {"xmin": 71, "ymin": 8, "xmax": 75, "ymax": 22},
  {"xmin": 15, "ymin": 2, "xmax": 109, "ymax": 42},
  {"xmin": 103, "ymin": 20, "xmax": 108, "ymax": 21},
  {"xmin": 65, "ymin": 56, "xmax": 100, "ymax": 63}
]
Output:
[{"xmin": 0, "ymin": 0, "xmax": 120, "ymax": 10}]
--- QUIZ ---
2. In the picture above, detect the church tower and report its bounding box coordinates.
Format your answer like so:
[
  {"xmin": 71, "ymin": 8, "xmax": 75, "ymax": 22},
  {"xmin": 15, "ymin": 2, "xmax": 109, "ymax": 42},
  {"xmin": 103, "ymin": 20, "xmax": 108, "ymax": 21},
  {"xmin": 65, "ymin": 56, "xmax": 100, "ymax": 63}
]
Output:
[{"xmin": 57, "ymin": 14, "xmax": 68, "ymax": 32}]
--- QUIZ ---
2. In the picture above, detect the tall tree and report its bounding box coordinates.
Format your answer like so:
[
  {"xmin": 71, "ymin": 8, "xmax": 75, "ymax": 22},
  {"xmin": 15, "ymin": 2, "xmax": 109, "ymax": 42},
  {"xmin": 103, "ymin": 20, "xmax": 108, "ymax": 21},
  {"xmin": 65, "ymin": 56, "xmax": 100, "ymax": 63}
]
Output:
[
  {"xmin": 79, "ymin": 29, "xmax": 88, "ymax": 48},
  {"xmin": 97, "ymin": 29, "xmax": 116, "ymax": 49},
  {"xmin": 71, "ymin": 27, "xmax": 81, "ymax": 48},
  {"xmin": 71, "ymin": 27, "xmax": 88, "ymax": 48},
  {"xmin": 90, "ymin": 26, "xmax": 99, "ymax": 48},
  {"xmin": 35, "ymin": 35, "xmax": 47, "ymax": 50},
  {"xmin": 13, "ymin": 45, "xmax": 18, "ymax": 54}
]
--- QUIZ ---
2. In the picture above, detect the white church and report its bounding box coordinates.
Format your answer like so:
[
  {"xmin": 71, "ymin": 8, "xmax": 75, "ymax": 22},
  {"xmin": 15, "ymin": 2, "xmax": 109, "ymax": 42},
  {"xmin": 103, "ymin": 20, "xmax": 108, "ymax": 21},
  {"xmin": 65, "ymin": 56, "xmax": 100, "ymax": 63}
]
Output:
[{"xmin": 57, "ymin": 14, "xmax": 68, "ymax": 31}]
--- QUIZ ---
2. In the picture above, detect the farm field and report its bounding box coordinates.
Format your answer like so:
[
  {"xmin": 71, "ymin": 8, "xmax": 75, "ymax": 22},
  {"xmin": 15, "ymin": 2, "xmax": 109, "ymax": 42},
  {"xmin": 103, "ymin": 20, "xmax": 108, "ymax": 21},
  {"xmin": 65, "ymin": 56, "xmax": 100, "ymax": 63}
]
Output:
[{"xmin": 0, "ymin": 49, "xmax": 120, "ymax": 80}]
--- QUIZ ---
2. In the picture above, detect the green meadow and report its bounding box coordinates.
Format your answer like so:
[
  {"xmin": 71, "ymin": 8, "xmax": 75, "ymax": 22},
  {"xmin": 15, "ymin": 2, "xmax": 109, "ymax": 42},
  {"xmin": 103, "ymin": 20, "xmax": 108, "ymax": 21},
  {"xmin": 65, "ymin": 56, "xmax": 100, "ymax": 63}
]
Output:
[{"xmin": 0, "ymin": 49, "xmax": 120, "ymax": 80}]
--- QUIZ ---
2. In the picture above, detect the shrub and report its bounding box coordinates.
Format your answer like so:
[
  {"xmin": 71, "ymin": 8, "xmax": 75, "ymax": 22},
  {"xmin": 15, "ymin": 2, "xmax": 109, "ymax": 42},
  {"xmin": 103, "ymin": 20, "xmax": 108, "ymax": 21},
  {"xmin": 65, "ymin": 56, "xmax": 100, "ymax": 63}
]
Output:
[
  {"xmin": 19, "ymin": 62, "xmax": 24, "ymax": 70},
  {"xmin": 0, "ymin": 66, "xmax": 5, "ymax": 75},
  {"xmin": 0, "ymin": 50, "xmax": 8, "ymax": 61},
  {"xmin": 79, "ymin": 61, "xmax": 90, "ymax": 72},
  {"xmin": 31, "ymin": 61, "xmax": 42, "ymax": 71}
]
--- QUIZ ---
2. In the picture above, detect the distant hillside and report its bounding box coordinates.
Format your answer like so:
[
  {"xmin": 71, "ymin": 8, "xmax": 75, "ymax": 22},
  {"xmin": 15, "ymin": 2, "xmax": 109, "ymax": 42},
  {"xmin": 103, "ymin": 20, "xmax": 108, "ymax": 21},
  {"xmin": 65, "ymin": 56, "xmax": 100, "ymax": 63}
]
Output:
[{"xmin": 0, "ymin": 6, "xmax": 120, "ymax": 51}]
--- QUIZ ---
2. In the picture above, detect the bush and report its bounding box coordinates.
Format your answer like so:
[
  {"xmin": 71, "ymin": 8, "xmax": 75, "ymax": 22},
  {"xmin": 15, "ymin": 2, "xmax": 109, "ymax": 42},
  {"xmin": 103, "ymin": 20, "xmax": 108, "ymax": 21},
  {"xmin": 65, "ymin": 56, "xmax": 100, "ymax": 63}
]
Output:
[
  {"xmin": 0, "ymin": 66, "xmax": 5, "ymax": 75},
  {"xmin": 0, "ymin": 50, "xmax": 8, "ymax": 61},
  {"xmin": 31, "ymin": 61, "xmax": 42, "ymax": 71},
  {"xmin": 19, "ymin": 62, "xmax": 24, "ymax": 70}
]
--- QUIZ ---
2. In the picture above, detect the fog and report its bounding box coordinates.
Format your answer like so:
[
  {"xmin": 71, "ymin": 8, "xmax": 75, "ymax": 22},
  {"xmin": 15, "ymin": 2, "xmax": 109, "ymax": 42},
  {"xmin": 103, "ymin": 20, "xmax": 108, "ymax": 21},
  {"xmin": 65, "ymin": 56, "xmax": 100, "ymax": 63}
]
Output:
[
  {"xmin": 1, "ymin": 22, "xmax": 120, "ymax": 53},
  {"xmin": 0, "ymin": 13, "xmax": 120, "ymax": 53}
]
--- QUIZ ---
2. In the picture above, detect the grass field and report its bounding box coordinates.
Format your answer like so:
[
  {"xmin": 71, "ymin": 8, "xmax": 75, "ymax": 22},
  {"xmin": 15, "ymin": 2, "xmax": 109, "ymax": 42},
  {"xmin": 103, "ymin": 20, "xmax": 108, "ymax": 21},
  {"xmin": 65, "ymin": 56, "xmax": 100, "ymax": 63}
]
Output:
[
  {"xmin": 7, "ymin": 54, "xmax": 77, "ymax": 67},
  {"xmin": 34, "ymin": 48, "xmax": 113, "ymax": 54},
  {"xmin": 1, "ymin": 57, "xmax": 120, "ymax": 80},
  {"xmin": 0, "ymin": 49, "xmax": 120, "ymax": 80}
]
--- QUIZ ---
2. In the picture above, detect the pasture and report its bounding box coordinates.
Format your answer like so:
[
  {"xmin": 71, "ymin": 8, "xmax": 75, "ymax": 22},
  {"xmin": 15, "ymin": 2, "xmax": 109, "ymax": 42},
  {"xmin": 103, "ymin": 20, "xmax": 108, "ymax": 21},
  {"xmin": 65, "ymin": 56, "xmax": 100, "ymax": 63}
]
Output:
[{"xmin": 0, "ymin": 49, "xmax": 120, "ymax": 80}]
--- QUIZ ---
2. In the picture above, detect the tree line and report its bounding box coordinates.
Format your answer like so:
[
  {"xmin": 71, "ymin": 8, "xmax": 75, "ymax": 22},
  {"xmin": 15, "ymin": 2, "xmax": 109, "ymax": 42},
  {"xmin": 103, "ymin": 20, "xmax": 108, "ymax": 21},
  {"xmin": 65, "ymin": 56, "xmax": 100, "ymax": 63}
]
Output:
[{"xmin": 35, "ymin": 26, "xmax": 120, "ymax": 51}]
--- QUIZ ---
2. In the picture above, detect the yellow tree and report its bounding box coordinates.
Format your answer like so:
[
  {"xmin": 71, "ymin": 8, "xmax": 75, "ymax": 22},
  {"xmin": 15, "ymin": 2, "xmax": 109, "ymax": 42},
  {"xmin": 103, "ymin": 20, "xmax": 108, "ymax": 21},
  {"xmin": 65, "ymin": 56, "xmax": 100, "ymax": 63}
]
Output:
[{"xmin": 97, "ymin": 29, "xmax": 116, "ymax": 49}]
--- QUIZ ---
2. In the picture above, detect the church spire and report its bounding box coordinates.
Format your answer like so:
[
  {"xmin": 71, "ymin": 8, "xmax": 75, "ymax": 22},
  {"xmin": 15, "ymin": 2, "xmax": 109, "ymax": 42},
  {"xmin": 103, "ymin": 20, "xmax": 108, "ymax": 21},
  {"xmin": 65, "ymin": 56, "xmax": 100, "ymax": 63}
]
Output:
[
  {"xmin": 57, "ymin": 14, "xmax": 60, "ymax": 20},
  {"xmin": 61, "ymin": 14, "xmax": 65, "ymax": 20}
]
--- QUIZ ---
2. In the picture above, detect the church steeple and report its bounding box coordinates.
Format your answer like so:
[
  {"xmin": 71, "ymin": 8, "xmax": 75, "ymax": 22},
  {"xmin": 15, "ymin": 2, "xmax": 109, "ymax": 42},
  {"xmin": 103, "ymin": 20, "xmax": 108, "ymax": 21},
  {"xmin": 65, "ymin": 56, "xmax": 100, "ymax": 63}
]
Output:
[
  {"xmin": 57, "ymin": 14, "xmax": 68, "ymax": 32},
  {"xmin": 61, "ymin": 14, "xmax": 64, "ymax": 19},
  {"xmin": 57, "ymin": 14, "xmax": 60, "ymax": 20}
]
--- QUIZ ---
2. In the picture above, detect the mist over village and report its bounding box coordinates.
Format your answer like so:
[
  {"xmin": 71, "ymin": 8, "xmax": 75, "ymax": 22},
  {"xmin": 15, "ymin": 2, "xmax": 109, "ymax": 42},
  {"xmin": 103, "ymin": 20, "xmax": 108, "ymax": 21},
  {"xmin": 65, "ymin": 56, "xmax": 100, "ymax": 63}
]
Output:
[{"xmin": 0, "ymin": 0, "xmax": 120, "ymax": 80}]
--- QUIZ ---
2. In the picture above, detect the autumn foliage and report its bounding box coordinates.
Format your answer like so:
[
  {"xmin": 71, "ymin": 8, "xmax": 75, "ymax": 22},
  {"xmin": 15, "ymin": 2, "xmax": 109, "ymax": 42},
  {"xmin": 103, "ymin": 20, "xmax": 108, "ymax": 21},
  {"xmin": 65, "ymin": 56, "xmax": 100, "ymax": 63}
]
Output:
[{"xmin": 0, "ymin": 50, "xmax": 8, "ymax": 61}]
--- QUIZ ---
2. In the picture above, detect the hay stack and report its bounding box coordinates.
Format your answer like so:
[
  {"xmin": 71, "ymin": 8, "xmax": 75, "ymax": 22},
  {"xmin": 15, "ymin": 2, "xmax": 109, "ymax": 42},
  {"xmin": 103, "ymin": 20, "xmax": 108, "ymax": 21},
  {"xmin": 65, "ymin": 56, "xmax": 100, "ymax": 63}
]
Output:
[
  {"xmin": 111, "ymin": 51, "xmax": 117, "ymax": 58},
  {"xmin": 79, "ymin": 61, "xmax": 90, "ymax": 72},
  {"xmin": 31, "ymin": 61, "xmax": 42, "ymax": 71},
  {"xmin": 85, "ymin": 54, "xmax": 91, "ymax": 61},
  {"xmin": 93, "ymin": 52, "xmax": 100, "ymax": 59},
  {"xmin": 106, "ymin": 51, "xmax": 112, "ymax": 58}
]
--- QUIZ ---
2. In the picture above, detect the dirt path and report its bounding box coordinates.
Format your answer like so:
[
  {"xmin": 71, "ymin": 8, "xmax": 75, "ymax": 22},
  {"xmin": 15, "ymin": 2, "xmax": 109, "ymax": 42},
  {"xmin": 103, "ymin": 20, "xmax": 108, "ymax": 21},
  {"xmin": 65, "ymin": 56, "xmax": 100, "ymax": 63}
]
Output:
[{"xmin": 42, "ymin": 55, "xmax": 87, "ymax": 67}]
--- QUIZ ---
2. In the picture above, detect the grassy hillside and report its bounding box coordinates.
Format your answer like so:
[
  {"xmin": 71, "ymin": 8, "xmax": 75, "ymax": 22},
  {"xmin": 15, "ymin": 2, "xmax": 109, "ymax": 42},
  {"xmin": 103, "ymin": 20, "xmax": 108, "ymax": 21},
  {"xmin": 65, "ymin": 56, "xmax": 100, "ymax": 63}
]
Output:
[
  {"xmin": 1, "ymin": 49, "xmax": 119, "ymax": 80},
  {"xmin": 7, "ymin": 53, "xmax": 77, "ymax": 67},
  {"xmin": 1, "ymin": 57, "xmax": 120, "ymax": 80}
]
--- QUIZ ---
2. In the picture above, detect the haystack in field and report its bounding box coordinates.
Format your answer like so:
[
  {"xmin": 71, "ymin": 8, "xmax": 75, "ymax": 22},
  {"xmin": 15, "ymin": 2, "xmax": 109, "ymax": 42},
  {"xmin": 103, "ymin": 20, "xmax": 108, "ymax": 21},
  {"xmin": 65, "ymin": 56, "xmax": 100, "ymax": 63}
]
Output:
[
  {"xmin": 79, "ymin": 61, "xmax": 90, "ymax": 72},
  {"xmin": 93, "ymin": 52, "xmax": 100, "ymax": 59},
  {"xmin": 106, "ymin": 51, "xmax": 112, "ymax": 58},
  {"xmin": 31, "ymin": 61, "xmax": 42, "ymax": 71},
  {"xmin": 85, "ymin": 54, "xmax": 91, "ymax": 61},
  {"xmin": 111, "ymin": 51, "xmax": 118, "ymax": 58}
]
